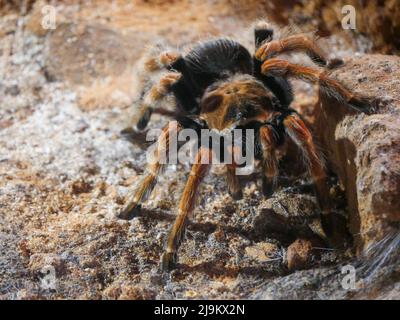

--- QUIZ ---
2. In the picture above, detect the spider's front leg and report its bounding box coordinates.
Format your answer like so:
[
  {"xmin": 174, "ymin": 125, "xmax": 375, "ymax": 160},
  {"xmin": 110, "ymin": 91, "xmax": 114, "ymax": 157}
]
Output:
[
  {"xmin": 226, "ymin": 164, "xmax": 243, "ymax": 200},
  {"xmin": 283, "ymin": 113, "xmax": 331, "ymax": 215},
  {"xmin": 261, "ymin": 59, "xmax": 373, "ymax": 113},
  {"xmin": 134, "ymin": 72, "xmax": 181, "ymax": 131},
  {"xmin": 259, "ymin": 124, "xmax": 279, "ymax": 197},
  {"xmin": 161, "ymin": 146, "xmax": 213, "ymax": 272},
  {"xmin": 225, "ymin": 145, "xmax": 243, "ymax": 200},
  {"xmin": 118, "ymin": 121, "xmax": 183, "ymax": 220}
]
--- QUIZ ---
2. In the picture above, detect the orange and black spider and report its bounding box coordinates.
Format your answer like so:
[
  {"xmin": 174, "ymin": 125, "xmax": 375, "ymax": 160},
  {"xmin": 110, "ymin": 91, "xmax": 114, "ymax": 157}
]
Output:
[{"xmin": 117, "ymin": 22, "xmax": 373, "ymax": 271}]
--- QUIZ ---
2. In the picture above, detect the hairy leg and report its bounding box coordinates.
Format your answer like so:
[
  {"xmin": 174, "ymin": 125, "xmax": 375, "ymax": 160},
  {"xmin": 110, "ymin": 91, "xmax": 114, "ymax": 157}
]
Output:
[
  {"xmin": 161, "ymin": 147, "xmax": 213, "ymax": 271},
  {"xmin": 261, "ymin": 59, "xmax": 372, "ymax": 113},
  {"xmin": 133, "ymin": 72, "xmax": 182, "ymax": 131},
  {"xmin": 118, "ymin": 121, "xmax": 183, "ymax": 220},
  {"xmin": 259, "ymin": 124, "xmax": 279, "ymax": 197},
  {"xmin": 224, "ymin": 144, "xmax": 243, "ymax": 200},
  {"xmin": 283, "ymin": 113, "xmax": 331, "ymax": 214},
  {"xmin": 252, "ymin": 22, "xmax": 294, "ymax": 108},
  {"xmin": 226, "ymin": 164, "xmax": 242, "ymax": 200},
  {"xmin": 255, "ymin": 34, "xmax": 342, "ymax": 68},
  {"xmin": 144, "ymin": 50, "xmax": 181, "ymax": 72}
]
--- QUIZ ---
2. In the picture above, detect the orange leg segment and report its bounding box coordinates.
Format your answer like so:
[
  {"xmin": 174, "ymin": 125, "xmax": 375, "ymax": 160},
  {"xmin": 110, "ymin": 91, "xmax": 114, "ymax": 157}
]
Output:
[
  {"xmin": 259, "ymin": 125, "xmax": 279, "ymax": 197},
  {"xmin": 261, "ymin": 59, "xmax": 372, "ymax": 113},
  {"xmin": 255, "ymin": 34, "xmax": 329, "ymax": 66},
  {"xmin": 283, "ymin": 113, "xmax": 331, "ymax": 214},
  {"xmin": 161, "ymin": 147, "xmax": 213, "ymax": 271}
]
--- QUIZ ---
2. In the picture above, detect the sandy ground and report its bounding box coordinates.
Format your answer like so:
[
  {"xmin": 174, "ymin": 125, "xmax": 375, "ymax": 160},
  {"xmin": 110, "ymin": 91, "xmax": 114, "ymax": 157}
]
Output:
[{"xmin": 0, "ymin": 0, "xmax": 398, "ymax": 299}]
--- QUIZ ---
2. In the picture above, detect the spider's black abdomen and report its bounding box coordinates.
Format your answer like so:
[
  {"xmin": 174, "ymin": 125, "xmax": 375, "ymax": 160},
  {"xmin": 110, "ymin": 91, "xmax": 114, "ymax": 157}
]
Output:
[
  {"xmin": 170, "ymin": 39, "xmax": 253, "ymax": 115},
  {"xmin": 185, "ymin": 39, "xmax": 253, "ymax": 76}
]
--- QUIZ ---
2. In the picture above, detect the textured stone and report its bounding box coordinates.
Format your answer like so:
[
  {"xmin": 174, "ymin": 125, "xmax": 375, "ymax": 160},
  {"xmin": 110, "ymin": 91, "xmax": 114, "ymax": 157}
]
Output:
[
  {"xmin": 315, "ymin": 54, "xmax": 400, "ymax": 252},
  {"xmin": 44, "ymin": 23, "xmax": 141, "ymax": 85},
  {"xmin": 286, "ymin": 239, "xmax": 313, "ymax": 271}
]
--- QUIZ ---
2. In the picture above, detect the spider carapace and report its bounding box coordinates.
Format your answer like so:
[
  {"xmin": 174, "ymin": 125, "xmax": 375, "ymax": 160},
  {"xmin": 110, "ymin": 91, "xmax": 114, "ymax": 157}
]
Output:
[{"xmin": 118, "ymin": 22, "xmax": 372, "ymax": 271}]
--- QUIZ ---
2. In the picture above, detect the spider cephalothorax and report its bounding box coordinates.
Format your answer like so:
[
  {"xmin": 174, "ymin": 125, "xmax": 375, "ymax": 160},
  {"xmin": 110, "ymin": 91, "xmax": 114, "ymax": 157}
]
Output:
[
  {"xmin": 118, "ymin": 22, "xmax": 373, "ymax": 271},
  {"xmin": 200, "ymin": 75, "xmax": 279, "ymax": 130}
]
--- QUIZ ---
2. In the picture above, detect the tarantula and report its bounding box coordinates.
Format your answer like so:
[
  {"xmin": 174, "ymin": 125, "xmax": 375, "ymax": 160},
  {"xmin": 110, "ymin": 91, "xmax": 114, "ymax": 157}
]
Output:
[{"xmin": 117, "ymin": 22, "xmax": 372, "ymax": 271}]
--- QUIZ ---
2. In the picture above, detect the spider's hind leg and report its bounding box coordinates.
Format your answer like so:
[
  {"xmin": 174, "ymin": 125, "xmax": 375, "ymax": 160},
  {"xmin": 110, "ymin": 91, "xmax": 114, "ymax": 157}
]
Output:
[
  {"xmin": 132, "ymin": 47, "xmax": 183, "ymax": 131},
  {"xmin": 255, "ymin": 34, "xmax": 343, "ymax": 69},
  {"xmin": 253, "ymin": 22, "xmax": 294, "ymax": 108},
  {"xmin": 144, "ymin": 50, "xmax": 181, "ymax": 73}
]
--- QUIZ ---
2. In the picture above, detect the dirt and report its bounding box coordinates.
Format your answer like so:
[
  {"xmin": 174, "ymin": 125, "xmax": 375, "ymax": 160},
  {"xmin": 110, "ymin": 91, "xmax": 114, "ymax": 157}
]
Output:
[{"xmin": 0, "ymin": 0, "xmax": 398, "ymax": 300}]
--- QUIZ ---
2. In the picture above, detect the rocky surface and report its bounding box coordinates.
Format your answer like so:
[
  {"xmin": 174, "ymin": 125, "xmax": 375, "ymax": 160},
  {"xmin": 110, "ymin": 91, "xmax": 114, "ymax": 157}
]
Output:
[
  {"xmin": 315, "ymin": 55, "xmax": 400, "ymax": 253},
  {"xmin": 0, "ymin": 1, "xmax": 398, "ymax": 300},
  {"xmin": 44, "ymin": 22, "xmax": 141, "ymax": 85}
]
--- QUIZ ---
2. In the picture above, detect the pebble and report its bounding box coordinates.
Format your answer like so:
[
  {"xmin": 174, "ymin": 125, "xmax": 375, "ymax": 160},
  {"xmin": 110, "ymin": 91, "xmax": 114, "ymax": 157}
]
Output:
[{"xmin": 286, "ymin": 239, "xmax": 313, "ymax": 271}]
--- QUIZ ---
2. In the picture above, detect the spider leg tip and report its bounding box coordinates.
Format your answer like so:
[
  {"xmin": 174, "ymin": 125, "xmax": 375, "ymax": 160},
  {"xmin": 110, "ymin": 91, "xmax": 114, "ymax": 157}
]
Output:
[
  {"xmin": 135, "ymin": 107, "xmax": 154, "ymax": 131},
  {"xmin": 120, "ymin": 127, "xmax": 134, "ymax": 136},
  {"xmin": 117, "ymin": 203, "xmax": 142, "ymax": 220},
  {"xmin": 160, "ymin": 251, "xmax": 177, "ymax": 272},
  {"xmin": 327, "ymin": 58, "xmax": 344, "ymax": 69},
  {"xmin": 349, "ymin": 96, "xmax": 378, "ymax": 115},
  {"xmin": 230, "ymin": 189, "xmax": 243, "ymax": 200},
  {"xmin": 262, "ymin": 182, "xmax": 275, "ymax": 198}
]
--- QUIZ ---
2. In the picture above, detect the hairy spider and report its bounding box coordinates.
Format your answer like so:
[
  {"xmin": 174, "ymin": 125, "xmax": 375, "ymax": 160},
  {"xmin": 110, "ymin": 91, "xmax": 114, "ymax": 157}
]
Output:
[{"xmin": 117, "ymin": 22, "xmax": 372, "ymax": 271}]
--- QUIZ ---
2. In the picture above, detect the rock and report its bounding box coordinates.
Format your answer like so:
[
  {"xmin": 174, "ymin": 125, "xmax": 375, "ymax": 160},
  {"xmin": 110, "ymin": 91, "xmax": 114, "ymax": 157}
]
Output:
[
  {"xmin": 44, "ymin": 23, "xmax": 143, "ymax": 85},
  {"xmin": 118, "ymin": 285, "xmax": 157, "ymax": 300},
  {"xmin": 253, "ymin": 192, "xmax": 328, "ymax": 242},
  {"xmin": 286, "ymin": 239, "xmax": 313, "ymax": 271},
  {"xmin": 314, "ymin": 54, "xmax": 400, "ymax": 253},
  {"xmin": 5, "ymin": 84, "xmax": 20, "ymax": 96}
]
